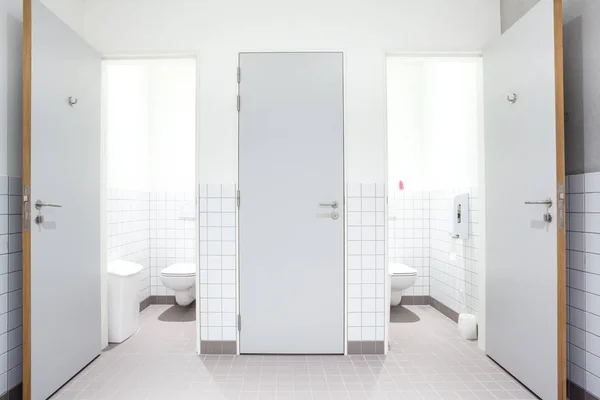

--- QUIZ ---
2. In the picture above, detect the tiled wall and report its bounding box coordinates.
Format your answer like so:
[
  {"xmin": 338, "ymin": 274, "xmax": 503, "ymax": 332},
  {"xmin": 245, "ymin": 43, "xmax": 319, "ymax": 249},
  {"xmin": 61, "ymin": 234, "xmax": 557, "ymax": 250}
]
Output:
[
  {"xmin": 198, "ymin": 183, "xmax": 388, "ymax": 351},
  {"xmin": 0, "ymin": 176, "xmax": 23, "ymax": 394},
  {"xmin": 388, "ymin": 191, "xmax": 430, "ymax": 297},
  {"xmin": 566, "ymin": 172, "xmax": 600, "ymax": 397},
  {"xmin": 107, "ymin": 189, "xmax": 151, "ymax": 301},
  {"xmin": 387, "ymin": 187, "xmax": 480, "ymax": 317},
  {"xmin": 429, "ymin": 188, "xmax": 480, "ymax": 316},
  {"xmin": 149, "ymin": 191, "xmax": 196, "ymax": 296},
  {"xmin": 347, "ymin": 183, "xmax": 386, "ymax": 343},
  {"xmin": 107, "ymin": 188, "xmax": 197, "ymax": 301},
  {"xmin": 198, "ymin": 184, "xmax": 237, "ymax": 342}
]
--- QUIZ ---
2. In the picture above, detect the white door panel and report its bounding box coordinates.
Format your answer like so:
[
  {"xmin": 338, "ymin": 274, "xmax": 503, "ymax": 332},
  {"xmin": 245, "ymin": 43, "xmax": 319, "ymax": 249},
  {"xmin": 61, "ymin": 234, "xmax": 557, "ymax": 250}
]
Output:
[
  {"xmin": 28, "ymin": 1, "xmax": 101, "ymax": 398},
  {"xmin": 238, "ymin": 53, "xmax": 344, "ymax": 354},
  {"xmin": 484, "ymin": 0, "xmax": 562, "ymax": 399}
]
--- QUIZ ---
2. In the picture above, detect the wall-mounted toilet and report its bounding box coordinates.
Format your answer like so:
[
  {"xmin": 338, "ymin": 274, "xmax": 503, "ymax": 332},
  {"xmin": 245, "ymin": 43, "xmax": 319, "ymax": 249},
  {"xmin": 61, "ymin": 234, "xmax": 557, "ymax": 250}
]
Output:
[
  {"xmin": 159, "ymin": 263, "xmax": 196, "ymax": 306},
  {"xmin": 389, "ymin": 263, "xmax": 417, "ymax": 306}
]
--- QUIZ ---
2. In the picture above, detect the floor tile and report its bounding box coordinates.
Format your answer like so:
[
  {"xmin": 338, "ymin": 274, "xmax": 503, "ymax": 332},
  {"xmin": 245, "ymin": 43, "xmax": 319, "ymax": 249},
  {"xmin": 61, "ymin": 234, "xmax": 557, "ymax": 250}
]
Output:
[{"xmin": 47, "ymin": 305, "xmax": 535, "ymax": 400}]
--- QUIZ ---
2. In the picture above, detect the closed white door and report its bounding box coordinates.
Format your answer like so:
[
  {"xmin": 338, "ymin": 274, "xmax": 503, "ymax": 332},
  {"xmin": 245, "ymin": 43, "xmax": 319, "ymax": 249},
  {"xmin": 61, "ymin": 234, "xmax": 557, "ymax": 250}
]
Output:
[
  {"xmin": 24, "ymin": 1, "xmax": 102, "ymax": 398},
  {"xmin": 238, "ymin": 52, "xmax": 345, "ymax": 354},
  {"xmin": 484, "ymin": 0, "xmax": 565, "ymax": 399}
]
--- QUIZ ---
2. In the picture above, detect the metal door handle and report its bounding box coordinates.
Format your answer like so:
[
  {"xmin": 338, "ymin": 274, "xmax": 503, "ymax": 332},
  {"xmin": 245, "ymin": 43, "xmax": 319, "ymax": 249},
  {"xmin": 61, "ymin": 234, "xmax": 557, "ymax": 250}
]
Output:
[
  {"xmin": 35, "ymin": 200, "xmax": 62, "ymax": 210},
  {"xmin": 525, "ymin": 199, "xmax": 553, "ymax": 206},
  {"xmin": 319, "ymin": 201, "xmax": 339, "ymax": 209}
]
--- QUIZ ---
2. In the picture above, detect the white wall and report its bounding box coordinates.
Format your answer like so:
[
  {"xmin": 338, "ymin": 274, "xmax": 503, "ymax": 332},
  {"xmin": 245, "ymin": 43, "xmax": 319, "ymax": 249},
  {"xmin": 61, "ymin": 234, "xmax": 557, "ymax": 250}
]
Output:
[
  {"xmin": 39, "ymin": 0, "xmax": 85, "ymax": 37},
  {"xmin": 147, "ymin": 60, "xmax": 196, "ymax": 192},
  {"xmin": 0, "ymin": 1, "xmax": 24, "ymax": 392},
  {"xmin": 105, "ymin": 62, "xmax": 151, "ymax": 190},
  {"xmin": 105, "ymin": 59, "xmax": 196, "ymax": 191},
  {"xmin": 76, "ymin": 0, "xmax": 500, "ymax": 183},
  {"xmin": 1, "ymin": 0, "xmax": 23, "ymax": 178},
  {"xmin": 500, "ymin": 0, "xmax": 541, "ymax": 33},
  {"xmin": 387, "ymin": 58, "xmax": 480, "ymax": 192}
]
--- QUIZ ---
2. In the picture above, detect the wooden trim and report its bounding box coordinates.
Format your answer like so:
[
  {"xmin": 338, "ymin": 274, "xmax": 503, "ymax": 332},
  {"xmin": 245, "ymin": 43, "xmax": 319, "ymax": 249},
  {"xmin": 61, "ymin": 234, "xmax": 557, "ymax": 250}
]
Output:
[
  {"xmin": 22, "ymin": 0, "xmax": 32, "ymax": 399},
  {"xmin": 554, "ymin": 1, "xmax": 567, "ymax": 400}
]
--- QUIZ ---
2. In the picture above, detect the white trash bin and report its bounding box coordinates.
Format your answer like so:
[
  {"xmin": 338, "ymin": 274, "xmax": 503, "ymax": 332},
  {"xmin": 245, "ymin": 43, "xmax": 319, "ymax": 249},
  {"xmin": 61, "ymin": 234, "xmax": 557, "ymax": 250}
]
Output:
[{"xmin": 107, "ymin": 260, "xmax": 144, "ymax": 343}]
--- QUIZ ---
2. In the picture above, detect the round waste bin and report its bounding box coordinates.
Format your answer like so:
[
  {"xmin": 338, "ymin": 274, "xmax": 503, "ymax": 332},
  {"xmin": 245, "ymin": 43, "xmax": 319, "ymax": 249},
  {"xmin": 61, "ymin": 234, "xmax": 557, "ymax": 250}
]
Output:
[{"xmin": 107, "ymin": 260, "xmax": 143, "ymax": 343}]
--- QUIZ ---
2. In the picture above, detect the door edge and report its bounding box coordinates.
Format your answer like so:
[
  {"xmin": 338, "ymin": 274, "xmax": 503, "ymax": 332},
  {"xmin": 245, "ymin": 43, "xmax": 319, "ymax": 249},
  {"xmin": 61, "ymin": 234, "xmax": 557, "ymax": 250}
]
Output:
[
  {"xmin": 22, "ymin": 0, "xmax": 32, "ymax": 399},
  {"xmin": 553, "ymin": 1, "xmax": 567, "ymax": 399}
]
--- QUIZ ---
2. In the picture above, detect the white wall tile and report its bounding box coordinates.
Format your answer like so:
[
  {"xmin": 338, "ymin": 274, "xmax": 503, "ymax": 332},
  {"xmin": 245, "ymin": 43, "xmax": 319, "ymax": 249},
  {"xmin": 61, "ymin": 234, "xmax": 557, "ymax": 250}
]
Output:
[
  {"xmin": 587, "ymin": 371, "xmax": 600, "ymax": 398},
  {"xmin": 587, "ymin": 214, "xmax": 600, "ymax": 234},
  {"xmin": 570, "ymin": 344, "xmax": 586, "ymax": 368},
  {"xmin": 588, "ymin": 273, "xmax": 600, "ymax": 296},
  {"xmin": 568, "ymin": 174, "xmax": 585, "ymax": 194},
  {"xmin": 347, "ymin": 183, "xmax": 361, "ymax": 198},
  {"xmin": 570, "ymin": 288, "xmax": 586, "ymax": 310},
  {"xmin": 587, "ymin": 194, "xmax": 600, "ymax": 213},
  {"xmin": 348, "ymin": 313, "xmax": 361, "ymax": 327},
  {"xmin": 348, "ymin": 212, "xmax": 361, "ymax": 226},
  {"xmin": 361, "ymin": 184, "xmax": 376, "ymax": 198},
  {"xmin": 347, "ymin": 327, "xmax": 361, "ymax": 341},
  {"xmin": 199, "ymin": 184, "xmax": 238, "ymax": 343},
  {"xmin": 569, "ymin": 194, "xmax": 585, "ymax": 213},
  {"xmin": 586, "ymin": 173, "xmax": 600, "ymax": 193},
  {"xmin": 587, "ymin": 313, "xmax": 600, "ymax": 337}
]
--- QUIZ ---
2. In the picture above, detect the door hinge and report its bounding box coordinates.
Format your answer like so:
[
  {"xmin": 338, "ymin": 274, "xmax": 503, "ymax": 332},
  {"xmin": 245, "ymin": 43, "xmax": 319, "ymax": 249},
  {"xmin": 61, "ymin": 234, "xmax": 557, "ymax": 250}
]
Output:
[
  {"xmin": 237, "ymin": 190, "xmax": 240, "ymax": 207},
  {"xmin": 237, "ymin": 95, "xmax": 240, "ymax": 112},
  {"xmin": 237, "ymin": 67, "xmax": 241, "ymax": 84},
  {"xmin": 23, "ymin": 185, "xmax": 30, "ymax": 231},
  {"xmin": 237, "ymin": 314, "xmax": 241, "ymax": 331}
]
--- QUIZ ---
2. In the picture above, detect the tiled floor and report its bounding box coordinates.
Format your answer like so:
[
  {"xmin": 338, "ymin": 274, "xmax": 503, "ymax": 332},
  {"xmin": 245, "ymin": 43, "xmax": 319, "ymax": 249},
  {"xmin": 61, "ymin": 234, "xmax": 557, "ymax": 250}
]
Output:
[{"xmin": 51, "ymin": 305, "xmax": 535, "ymax": 400}]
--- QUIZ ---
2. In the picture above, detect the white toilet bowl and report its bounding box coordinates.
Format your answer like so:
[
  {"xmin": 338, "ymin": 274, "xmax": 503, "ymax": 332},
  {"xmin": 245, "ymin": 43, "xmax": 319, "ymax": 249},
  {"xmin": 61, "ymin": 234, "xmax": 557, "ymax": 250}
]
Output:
[
  {"xmin": 389, "ymin": 263, "xmax": 417, "ymax": 306},
  {"xmin": 159, "ymin": 263, "xmax": 196, "ymax": 306}
]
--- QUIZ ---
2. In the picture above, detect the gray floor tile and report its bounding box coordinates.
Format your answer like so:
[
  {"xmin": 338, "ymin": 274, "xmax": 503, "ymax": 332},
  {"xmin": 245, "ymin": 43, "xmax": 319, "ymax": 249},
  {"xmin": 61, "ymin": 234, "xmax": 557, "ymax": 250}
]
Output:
[{"xmin": 48, "ymin": 305, "xmax": 537, "ymax": 400}]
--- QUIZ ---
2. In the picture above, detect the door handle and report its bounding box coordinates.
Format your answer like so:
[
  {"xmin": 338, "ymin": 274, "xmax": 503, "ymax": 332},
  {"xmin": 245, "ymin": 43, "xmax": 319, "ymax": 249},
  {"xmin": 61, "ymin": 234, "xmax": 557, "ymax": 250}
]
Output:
[
  {"xmin": 524, "ymin": 198, "xmax": 552, "ymax": 223},
  {"xmin": 35, "ymin": 200, "xmax": 63, "ymax": 210},
  {"xmin": 319, "ymin": 201, "xmax": 339, "ymax": 209},
  {"xmin": 524, "ymin": 199, "xmax": 553, "ymax": 206}
]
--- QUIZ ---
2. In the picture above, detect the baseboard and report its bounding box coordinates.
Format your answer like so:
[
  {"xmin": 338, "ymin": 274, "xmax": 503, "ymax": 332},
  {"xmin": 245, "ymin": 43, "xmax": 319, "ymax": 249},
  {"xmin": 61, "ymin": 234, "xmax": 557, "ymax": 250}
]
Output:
[
  {"xmin": 0, "ymin": 383, "xmax": 22, "ymax": 400},
  {"xmin": 139, "ymin": 296, "xmax": 152, "ymax": 312},
  {"xmin": 150, "ymin": 295, "xmax": 176, "ymax": 305},
  {"xmin": 429, "ymin": 297, "xmax": 459, "ymax": 323},
  {"xmin": 347, "ymin": 341, "xmax": 385, "ymax": 354},
  {"xmin": 200, "ymin": 340, "xmax": 237, "ymax": 354},
  {"xmin": 140, "ymin": 296, "xmax": 195, "ymax": 311},
  {"xmin": 400, "ymin": 295, "xmax": 430, "ymax": 306},
  {"xmin": 568, "ymin": 380, "xmax": 600, "ymax": 400}
]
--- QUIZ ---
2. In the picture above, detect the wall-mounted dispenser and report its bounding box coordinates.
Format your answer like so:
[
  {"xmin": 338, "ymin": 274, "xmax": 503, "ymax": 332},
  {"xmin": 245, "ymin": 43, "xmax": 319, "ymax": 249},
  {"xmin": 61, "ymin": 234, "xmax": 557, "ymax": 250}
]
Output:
[{"xmin": 451, "ymin": 193, "xmax": 469, "ymax": 240}]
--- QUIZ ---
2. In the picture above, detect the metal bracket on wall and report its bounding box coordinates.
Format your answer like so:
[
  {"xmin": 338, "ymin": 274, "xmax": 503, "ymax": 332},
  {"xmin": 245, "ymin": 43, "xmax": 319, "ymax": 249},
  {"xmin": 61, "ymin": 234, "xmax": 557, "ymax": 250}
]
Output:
[
  {"xmin": 237, "ymin": 314, "xmax": 241, "ymax": 331},
  {"xmin": 237, "ymin": 190, "xmax": 240, "ymax": 207}
]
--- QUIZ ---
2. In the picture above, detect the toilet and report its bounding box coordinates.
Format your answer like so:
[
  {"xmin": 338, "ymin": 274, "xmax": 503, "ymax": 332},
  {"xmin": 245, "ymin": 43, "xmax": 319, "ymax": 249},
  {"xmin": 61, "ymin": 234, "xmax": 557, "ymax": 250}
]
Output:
[
  {"xmin": 389, "ymin": 263, "xmax": 418, "ymax": 306},
  {"xmin": 159, "ymin": 263, "xmax": 196, "ymax": 306}
]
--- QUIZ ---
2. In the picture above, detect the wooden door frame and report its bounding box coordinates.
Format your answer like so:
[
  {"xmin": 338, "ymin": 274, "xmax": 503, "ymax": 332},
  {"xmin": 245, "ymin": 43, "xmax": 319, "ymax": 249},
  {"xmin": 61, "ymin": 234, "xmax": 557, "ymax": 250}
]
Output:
[
  {"xmin": 554, "ymin": 0, "xmax": 566, "ymax": 399},
  {"xmin": 22, "ymin": 0, "xmax": 32, "ymax": 399}
]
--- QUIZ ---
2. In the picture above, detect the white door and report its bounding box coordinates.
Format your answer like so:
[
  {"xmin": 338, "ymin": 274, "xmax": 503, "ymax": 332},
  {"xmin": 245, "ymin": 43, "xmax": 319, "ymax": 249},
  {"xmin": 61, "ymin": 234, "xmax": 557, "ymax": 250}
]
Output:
[
  {"xmin": 24, "ymin": 1, "xmax": 102, "ymax": 398},
  {"xmin": 238, "ymin": 52, "xmax": 345, "ymax": 354},
  {"xmin": 484, "ymin": 0, "xmax": 565, "ymax": 399}
]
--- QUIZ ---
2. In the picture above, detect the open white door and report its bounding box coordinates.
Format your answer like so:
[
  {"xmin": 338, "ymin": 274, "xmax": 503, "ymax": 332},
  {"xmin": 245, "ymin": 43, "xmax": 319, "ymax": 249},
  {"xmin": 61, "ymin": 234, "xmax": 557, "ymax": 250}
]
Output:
[
  {"xmin": 484, "ymin": 0, "xmax": 566, "ymax": 399},
  {"xmin": 23, "ymin": 1, "xmax": 102, "ymax": 398}
]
